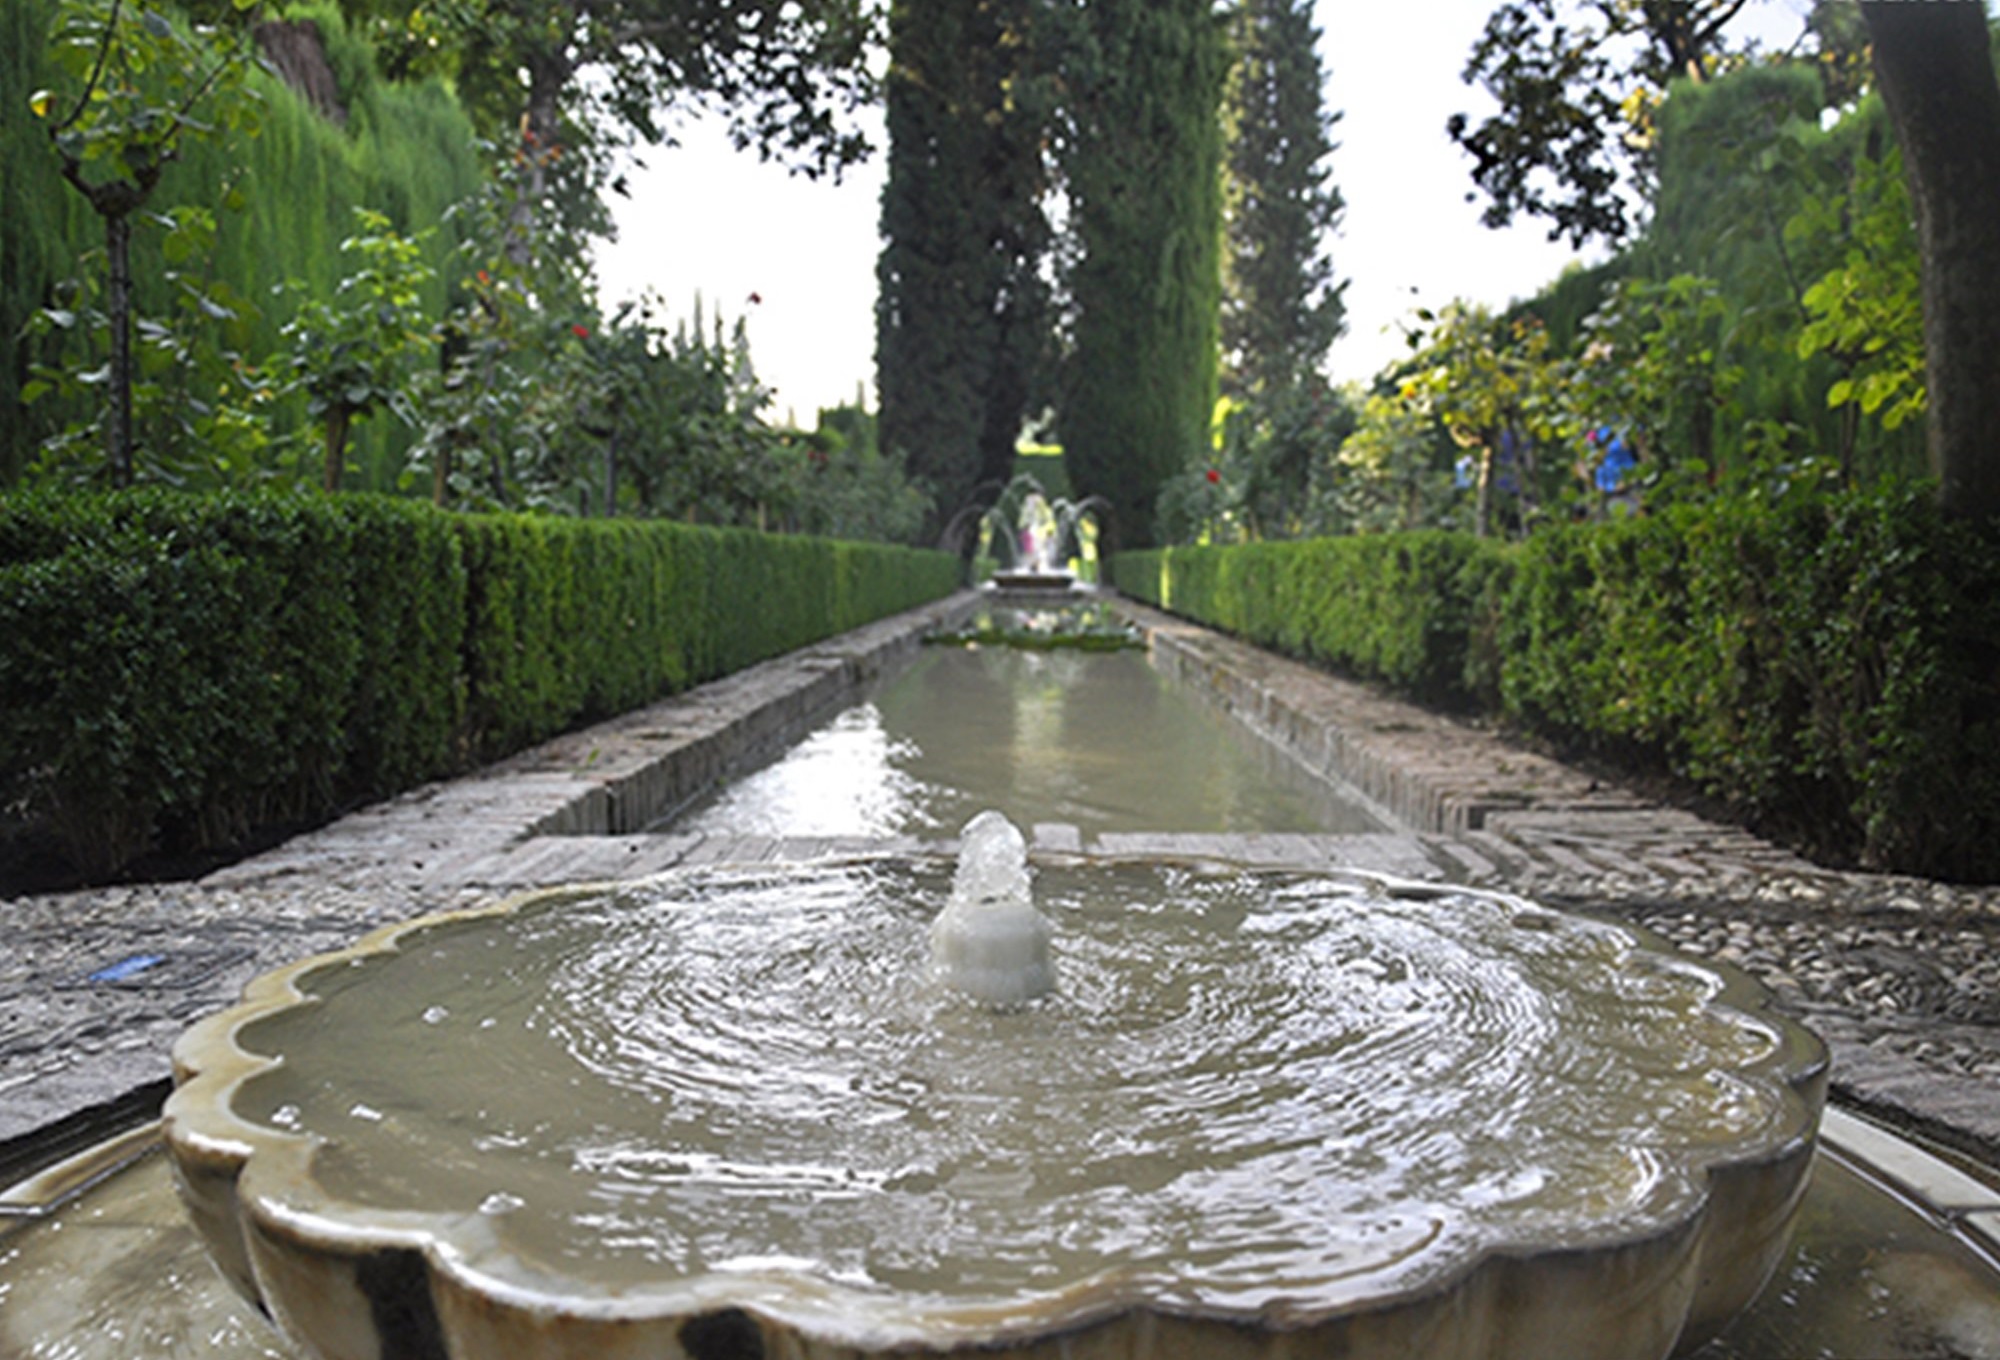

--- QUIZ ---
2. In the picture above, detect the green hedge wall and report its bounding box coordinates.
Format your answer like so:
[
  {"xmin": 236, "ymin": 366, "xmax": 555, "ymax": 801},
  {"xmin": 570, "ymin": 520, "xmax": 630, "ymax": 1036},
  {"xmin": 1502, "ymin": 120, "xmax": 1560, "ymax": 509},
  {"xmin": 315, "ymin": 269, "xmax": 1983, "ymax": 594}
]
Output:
[
  {"xmin": 0, "ymin": 490, "xmax": 960, "ymax": 878},
  {"xmin": 1112, "ymin": 488, "xmax": 2000, "ymax": 882},
  {"xmin": 1112, "ymin": 532, "xmax": 1510, "ymax": 707}
]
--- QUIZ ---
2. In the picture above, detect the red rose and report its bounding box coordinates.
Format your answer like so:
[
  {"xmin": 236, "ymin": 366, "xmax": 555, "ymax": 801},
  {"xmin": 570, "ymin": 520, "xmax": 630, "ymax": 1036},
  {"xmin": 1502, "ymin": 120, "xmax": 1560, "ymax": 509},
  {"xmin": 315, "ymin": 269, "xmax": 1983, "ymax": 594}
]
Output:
[
  {"xmin": 1206, "ymin": 468, "xmax": 1221, "ymax": 484},
  {"xmin": 571, "ymin": 324, "xmax": 590, "ymax": 339}
]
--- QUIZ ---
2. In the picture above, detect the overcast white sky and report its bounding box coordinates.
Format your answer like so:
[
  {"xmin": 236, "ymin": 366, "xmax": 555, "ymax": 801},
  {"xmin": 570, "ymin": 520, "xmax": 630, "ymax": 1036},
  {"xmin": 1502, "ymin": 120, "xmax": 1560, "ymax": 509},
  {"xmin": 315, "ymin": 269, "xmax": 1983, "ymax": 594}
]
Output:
[{"xmin": 593, "ymin": 0, "xmax": 1826, "ymax": 424}]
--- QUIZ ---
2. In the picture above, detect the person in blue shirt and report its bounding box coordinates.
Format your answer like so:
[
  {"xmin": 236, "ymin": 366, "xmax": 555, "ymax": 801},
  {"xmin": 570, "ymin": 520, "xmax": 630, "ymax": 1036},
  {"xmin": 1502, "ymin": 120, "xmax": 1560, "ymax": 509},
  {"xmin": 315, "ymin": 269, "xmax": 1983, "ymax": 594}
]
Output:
[{"xmin": 1587, "ymin": 425, "xmax": 1640, "ymax": 516}]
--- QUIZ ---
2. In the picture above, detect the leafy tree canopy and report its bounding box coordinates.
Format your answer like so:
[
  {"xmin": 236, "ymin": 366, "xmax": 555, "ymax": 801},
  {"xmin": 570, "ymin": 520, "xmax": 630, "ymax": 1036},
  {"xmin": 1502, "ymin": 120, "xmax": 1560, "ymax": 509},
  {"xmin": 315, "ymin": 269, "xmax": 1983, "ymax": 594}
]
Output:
[
  {"xmin": 330, "ymin": 0, "xmax": 878, "ymax": 178},
  {"xmin": 1448, "ymin": 0, "xmax": 1777, "ymax": 246},
  {"xmin": 30, "ymin": 0, "xmax": 265, "ymax": 484}
]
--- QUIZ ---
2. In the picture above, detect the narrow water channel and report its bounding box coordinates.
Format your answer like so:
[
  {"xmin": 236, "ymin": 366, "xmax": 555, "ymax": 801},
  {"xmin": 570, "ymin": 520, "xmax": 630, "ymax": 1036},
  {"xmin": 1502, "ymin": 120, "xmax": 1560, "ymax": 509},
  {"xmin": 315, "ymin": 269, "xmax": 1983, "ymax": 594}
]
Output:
[{"xmin": 669, "ymin": 645, "xmax": 1385, "ymax": 838}]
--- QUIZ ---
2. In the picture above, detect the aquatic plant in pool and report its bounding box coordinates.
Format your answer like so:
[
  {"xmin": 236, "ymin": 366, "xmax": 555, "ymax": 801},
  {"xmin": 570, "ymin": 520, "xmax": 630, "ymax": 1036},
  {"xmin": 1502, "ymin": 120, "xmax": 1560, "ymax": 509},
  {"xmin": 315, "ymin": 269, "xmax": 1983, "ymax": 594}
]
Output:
[{"xmin": 926, "ymin": 603, "xmax": 1144, "ymax": 652}]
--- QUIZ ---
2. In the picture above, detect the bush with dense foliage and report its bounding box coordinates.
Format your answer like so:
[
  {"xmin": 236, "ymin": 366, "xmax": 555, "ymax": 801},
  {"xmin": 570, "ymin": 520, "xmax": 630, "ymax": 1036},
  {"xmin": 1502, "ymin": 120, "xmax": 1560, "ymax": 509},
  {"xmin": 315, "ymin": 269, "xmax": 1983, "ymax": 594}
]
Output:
[
  {"xmin": 1114, "ymin": 531, "xmax": 1505, "ymax": 706},
  {"xmin": 1114, "ymin": 484, "xmax": 2000, "ymax": 881},
  {"xmin": 0, "ymin": 489, "xmax": 960, "ymax": 879}
]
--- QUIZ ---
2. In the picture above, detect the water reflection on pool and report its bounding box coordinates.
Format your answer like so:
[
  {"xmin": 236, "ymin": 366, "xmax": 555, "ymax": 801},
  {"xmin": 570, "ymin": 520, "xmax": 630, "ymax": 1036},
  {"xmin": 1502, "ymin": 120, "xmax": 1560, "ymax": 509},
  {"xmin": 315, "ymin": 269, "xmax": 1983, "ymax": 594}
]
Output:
[{"xmin": 668, "ymin": 647, "xmax": 1386, "ymax": 838}]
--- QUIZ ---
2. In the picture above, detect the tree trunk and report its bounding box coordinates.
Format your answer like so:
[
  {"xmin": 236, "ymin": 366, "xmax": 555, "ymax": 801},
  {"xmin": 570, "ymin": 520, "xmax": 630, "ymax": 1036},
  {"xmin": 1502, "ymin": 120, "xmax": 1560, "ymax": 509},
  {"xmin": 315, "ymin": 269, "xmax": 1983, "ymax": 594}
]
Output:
[
  {"xmin": 1861, "ymin": 1, "xmax": 2000, "ymax": 523},
  {"xmin": 1474, "ymin": 444, "xmax": 1494, "ymax": 538},
  {"xmin": 322, "ymin": 403, "xmax": 350, "ymax": 492},
  {"xmin": 508, "ymin": 44, "xmax": 573, "ymax": 268},
  {"xmin": 1514, "ymin": 428, "xmax": 1541, "ymax": 529},
  {"xmin": 603, "ymin": 428, "xmax": 619, "ymax": 518},
  {"xmin": 105, "ymin": 212, "xmax": 134, "ymax": 488},
  {"xmin": 433, "ymin": 444, "xmax": 452, "ymax": 506}
]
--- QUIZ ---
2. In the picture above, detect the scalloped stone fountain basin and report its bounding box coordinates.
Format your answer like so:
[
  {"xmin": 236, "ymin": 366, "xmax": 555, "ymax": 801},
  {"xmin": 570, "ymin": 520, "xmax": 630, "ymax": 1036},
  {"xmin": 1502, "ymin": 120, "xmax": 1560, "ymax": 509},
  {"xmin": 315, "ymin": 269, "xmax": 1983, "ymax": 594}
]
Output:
[{"xmin": 164, "ymin": 854, "xmax": 1825, "ymax": 1360}]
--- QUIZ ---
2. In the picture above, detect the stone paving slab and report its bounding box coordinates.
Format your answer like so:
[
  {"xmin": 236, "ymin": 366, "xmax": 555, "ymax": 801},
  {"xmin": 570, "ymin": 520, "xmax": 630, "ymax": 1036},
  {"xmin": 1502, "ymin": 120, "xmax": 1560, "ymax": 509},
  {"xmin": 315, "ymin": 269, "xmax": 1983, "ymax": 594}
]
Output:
[{"xmin": 6, "ymin": 588, "xmax": 2000, "ymax": 1172}]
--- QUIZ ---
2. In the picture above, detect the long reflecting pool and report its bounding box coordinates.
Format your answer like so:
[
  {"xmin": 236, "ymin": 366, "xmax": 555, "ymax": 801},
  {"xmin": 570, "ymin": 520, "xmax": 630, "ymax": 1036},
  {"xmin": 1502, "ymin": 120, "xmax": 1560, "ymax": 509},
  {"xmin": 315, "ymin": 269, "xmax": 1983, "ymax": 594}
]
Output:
[{"xmin": 670, "ymin": 645, "xmax": 1385, "ymax": 837}]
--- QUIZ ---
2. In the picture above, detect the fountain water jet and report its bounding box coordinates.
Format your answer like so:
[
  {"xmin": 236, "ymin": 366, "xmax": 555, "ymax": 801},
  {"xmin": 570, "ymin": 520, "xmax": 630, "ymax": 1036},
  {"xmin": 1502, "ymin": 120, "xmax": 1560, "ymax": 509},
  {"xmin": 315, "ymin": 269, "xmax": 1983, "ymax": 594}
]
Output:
[
  {"xmin": 163, "ymin": 831, "xmax": 1826, "ymax": 1360},
  {"xmin": 981, "ymin": 475, "xmax": 1102, "ymax": 593},
  {"xmin": 928, "ymin": 811, "xmax": 1055, "ymax": 1006}
]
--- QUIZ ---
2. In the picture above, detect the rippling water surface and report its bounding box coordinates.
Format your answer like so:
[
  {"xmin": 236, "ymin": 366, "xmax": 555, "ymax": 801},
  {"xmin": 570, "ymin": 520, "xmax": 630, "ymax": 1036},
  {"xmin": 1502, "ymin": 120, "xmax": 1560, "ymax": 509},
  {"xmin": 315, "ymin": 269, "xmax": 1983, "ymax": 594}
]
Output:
[{"xmin": 239, "ymin": 862, "xmax": 1784, "ymax": 1311}]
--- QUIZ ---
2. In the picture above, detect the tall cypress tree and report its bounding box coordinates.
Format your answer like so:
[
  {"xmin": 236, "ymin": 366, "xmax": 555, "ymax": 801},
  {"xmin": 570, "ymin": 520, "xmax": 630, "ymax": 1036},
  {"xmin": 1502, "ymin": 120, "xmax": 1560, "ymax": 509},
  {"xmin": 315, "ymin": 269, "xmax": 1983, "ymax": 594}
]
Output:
[
  {"xmin": 1059, "ymin": 0, "xmax": 1227, "ymax": 549},
  {"xmin": 876, "ymin": 0, "xmax": 1053, "ymax": 543},
  {"xmin": 1221, "ymin": 0, "xmax": 1345, "ymax": 402}
]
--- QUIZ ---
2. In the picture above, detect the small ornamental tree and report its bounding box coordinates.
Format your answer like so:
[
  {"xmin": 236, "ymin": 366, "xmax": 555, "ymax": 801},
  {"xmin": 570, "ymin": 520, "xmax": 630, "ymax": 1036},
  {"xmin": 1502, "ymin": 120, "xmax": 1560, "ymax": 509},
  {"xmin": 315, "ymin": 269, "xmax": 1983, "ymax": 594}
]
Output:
[
  {"xmin": 29, "ymin": 0, "xmax": 260, "ymax": 486},
  {"xmin": 1570, "ymin": 273, "xmax": 1742, "ymax": 495},
  {"xmin": 1334, "ymin": 390, "xmax": 1457, "ymax": 534},
  {"xmin": 410, "ymin": 164, "xmax": 596, "ymax": 508},
  {"xmin": 279, "ymin": 208, "xmax": 436, "ymax": 492},
  {"xmin": 1794, "ymin": 146, "xmax": 1926, "ymax": 450},
  {"xmin": 1403, "ymin": 302, "xmax": 1565, "ymax": 537},
  {"xmin": 21, "ymin": 199, "xmax": 277, "ymax": 488}
]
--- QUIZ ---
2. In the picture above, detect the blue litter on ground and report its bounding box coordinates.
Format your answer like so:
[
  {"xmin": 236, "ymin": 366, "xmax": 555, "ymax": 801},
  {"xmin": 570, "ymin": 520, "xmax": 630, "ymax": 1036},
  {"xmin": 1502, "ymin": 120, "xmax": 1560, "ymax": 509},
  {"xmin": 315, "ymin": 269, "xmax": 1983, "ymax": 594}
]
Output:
[{"xmin": 87, "ymin": 954, "xmax": 168, "ymax": 984}]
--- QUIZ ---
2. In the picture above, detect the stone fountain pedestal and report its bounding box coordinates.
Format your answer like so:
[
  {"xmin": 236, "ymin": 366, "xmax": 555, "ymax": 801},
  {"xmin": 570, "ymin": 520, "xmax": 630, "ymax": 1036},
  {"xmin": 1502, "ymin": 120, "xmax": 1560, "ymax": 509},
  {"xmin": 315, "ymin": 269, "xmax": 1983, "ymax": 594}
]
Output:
[
  {"xmin": 985, "ymin": 569, "xmax": 1084, "ymax": 594},
  {"xmin": 164, "ymin": 855, "xmax": 1827, "ymax": 1360}
]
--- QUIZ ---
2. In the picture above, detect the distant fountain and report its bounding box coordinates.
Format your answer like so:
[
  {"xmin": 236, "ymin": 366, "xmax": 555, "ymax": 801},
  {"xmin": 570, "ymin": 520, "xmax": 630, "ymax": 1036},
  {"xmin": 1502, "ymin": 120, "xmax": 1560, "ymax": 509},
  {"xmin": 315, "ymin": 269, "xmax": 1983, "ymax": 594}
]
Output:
[
  {"xmin": 165, "ymin": 811, "xmax": 1824, "ymax": 1360},
  {"xmin": 982, "ymin": 474, "xmax": 1101, "ymax": 593}
]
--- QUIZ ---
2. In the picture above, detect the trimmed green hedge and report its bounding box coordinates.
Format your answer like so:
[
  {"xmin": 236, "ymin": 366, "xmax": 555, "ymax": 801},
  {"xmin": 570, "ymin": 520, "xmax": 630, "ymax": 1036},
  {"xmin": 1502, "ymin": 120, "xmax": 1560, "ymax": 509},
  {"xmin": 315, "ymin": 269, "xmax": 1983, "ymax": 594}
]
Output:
[
  {"xmin": 0, "ymin": 490, "xmax": 960, "ymax": 878},
  {"xmin": 1113, "ymin": 487, "xmax": 2000, "ymax": 882},
  {"xmin": 1112, "ymin": 532, "xmax": 1510, "ymax": 707}
]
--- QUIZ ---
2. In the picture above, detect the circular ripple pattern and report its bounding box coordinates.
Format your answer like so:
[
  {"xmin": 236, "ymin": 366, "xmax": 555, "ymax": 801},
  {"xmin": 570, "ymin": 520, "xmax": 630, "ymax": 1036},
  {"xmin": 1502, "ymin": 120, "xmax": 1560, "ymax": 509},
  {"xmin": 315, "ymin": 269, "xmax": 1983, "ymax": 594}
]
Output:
[{"xmin": 238, "ymin": 862, "xmax": 1785, "ymax": 1314}]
